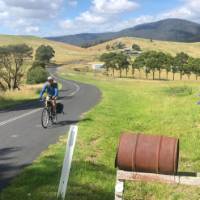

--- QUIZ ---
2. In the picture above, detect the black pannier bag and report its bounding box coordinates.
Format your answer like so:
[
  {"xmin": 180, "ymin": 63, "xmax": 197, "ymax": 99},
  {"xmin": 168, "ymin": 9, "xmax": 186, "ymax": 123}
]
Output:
[{"xmin": 56, "ymin": 103, "xmax": 64, "ymax": 114}]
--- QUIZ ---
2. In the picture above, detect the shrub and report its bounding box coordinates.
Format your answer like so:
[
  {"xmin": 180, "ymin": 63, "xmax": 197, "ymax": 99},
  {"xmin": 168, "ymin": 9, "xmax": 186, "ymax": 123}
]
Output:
[
  {"xmin": 132, "ymin": 44, "xmax": 141, "ymax": 51},
  {"xmin": 27, "ymin": 67, "xmax": 49, "ymax": 84},
  {"xmin": 31, "ymin": 61, "xmax": 46, "ymax": 69}
]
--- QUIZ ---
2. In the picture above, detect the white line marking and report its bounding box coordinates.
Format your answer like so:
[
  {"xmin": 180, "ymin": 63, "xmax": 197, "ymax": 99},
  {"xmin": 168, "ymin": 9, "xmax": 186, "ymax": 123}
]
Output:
[
  {"xmin": 0, "ymin": 74, "xmax": 80, "ymax": 127},
  {"xmin": 0, "ymin": 108, "xmax": 42, "ymax": 127},
  {"xmin": 50, "ymin": 73, "xmax": 80, "ymax": 97},
  {"xmin": 11, "ymin": 134, "xmax": 19, "ymax": 138}
]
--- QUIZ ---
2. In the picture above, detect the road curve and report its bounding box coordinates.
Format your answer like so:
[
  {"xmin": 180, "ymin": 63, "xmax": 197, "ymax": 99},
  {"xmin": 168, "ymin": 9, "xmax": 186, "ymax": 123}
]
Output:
[{"xmin": 0, "ymin": 67, "xmax": 101, "ymax": 190}]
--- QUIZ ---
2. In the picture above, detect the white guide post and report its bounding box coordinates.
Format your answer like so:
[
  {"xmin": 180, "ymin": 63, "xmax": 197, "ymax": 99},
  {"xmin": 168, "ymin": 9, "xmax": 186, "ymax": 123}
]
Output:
[
  {"xmin": 115, "ymin": 179, "xmax": 124, "ymax": 200},
  {"xmin": 57, "ymin": 125, "xmax": 78, "ymax": 199}
]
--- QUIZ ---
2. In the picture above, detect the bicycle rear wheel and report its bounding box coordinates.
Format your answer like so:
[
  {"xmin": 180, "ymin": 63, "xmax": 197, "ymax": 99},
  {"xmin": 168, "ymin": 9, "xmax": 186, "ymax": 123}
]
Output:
[{"xmin": 41, "ymin": 108, "xmax": 50, "ymax": 128}]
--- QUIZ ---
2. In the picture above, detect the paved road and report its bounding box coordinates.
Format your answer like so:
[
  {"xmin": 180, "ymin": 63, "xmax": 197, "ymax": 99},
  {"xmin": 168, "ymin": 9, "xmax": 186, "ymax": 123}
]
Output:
[{"xmin": 0, "ymin": 67, "xmax": 101, "ymax": 190}]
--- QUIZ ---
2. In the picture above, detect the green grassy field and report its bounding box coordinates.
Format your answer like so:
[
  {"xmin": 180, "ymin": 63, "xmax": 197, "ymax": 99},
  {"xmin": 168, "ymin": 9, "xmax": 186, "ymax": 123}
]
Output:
[{"xmin": 1, "ymin": 70, "xmax": 200, "ymax": 199}]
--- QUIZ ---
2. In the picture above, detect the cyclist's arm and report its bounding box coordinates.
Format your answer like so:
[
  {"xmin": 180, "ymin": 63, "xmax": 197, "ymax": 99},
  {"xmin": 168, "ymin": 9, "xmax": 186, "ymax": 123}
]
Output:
[
  {"xmin": 54, "ymin": 87, "xmax": 58, "ymax": 97},
  {"xmin": 40, "ymin": 85, "xmax": 47, "ymax": 99}
]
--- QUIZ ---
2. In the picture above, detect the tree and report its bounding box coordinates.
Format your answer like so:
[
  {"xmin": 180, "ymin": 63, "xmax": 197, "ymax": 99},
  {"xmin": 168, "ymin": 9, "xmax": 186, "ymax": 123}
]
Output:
[
  {"xmin": 132, "ymin": 55, "xmax": 145, "ymax": 78},
  {"xmin": 0, "ymin": 44, "xmax": 33, "ymax": 90},
  {"xmin": 174, "ymin": 52, "xmax": 189, "ymax": 80},
  {"xmin": 188, "ymin": 58, "xmax": 200, "ymax": 80},
  {"xmin": 106, "ymin": 44, "xmax": 111, "ymax": 51},
  {"xmin": 132, "ymin": 44, "xmax": 141, "ymax": 51},
  {"xmin": 35, "ymin": 45, "xmax": 55, "ymax": 64},
  {"xmin": 100, "ymin": 52, "xmax": 117, "ymax": 76},
  {"xmin": 112, "ymin": 42, "xmax": 126, "ymax": 50},
  {"xmin": 115, "ymin": 53, "xmax": 129, "ymax": 78},
  {"xmin": 0, "ymin": 47, "xmax": 12, "ymax": 91},
  {"xmin": 156, "ymin": 52, "xmax": 168, "ymax": 80},
  {"xmin": 164, "ymin": 54, "xmax": 174, "ymax": 80},
  {"xmin": 8, "ymin": 44, "xmax": 33, "ymax": 89},
  {"xmin": 183, "ymin": 62, "xmax": 192, "ymax": 79},
  {"xmin": 171, "ymin": 65, "xmax": 179, "ymax": 81}
]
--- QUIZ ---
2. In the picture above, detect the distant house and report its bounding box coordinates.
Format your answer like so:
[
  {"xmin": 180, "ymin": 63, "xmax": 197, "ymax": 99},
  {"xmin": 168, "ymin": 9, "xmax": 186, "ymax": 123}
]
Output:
[
  {"xmin": 121, "ymin": 47, "xmax": 142, "ymax": 56},
  {"xmin": 92, "ymin": 63, "xmax": 104, "ymax": 70}
]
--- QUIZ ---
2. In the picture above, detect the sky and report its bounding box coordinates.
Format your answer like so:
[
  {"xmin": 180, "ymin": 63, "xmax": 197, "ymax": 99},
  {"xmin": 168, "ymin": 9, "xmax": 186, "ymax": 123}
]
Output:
[{"xmin": 0, "ymin": 0, "xmax": 200, "ymax": 37}]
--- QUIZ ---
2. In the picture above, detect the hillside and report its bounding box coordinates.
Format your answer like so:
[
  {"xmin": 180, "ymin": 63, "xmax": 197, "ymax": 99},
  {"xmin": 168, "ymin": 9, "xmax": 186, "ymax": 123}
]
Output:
[
  {"xmin": 88, "ymin": 37, "xmax": 200, "ymax": 58},
  {"xmin": 0, "ymin": 35, "xmax": 90, "ymax": 64},
  {"xmin": 46, "ymin": 18, "xmax": 200, "ymax": 47}
]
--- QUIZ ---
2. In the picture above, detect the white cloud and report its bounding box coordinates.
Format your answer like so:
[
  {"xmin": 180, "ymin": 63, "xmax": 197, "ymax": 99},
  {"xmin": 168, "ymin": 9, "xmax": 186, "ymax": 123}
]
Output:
[
  {"xmin": 160, "ymin": 0, "xmax": 200, "ymax": 21},
  {"xmin": 59, "ymin": 19, "xmax": 73, "ymax": 29},
  {"xmin": 0, "ymin": 0, "xmax": 63, "ymax": 34},
  {"xmin": 2, "ymin": 0, "xmax": 200, "ymax": 36},
  {"xmin": 68, "ymin": 0, "xmax": 78, "ymax": 7},
  {"xmin": 92, "ymin": 0, "xmax": 138, "ymax": 14},
  {"xmin": 77, "ymin": 11, "xmax": 106, "ymax": 24},
  {"xmin": 25, "ymin": 26, "xmax": 40, "ymax": 33},
  {"xmin": 59, "ymin": 0, "xmax": 139, "ymax": 34}
]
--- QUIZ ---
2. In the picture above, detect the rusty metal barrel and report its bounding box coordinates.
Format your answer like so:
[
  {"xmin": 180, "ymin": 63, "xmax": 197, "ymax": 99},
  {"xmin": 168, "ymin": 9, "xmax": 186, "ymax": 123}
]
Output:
[{"xmin": 116, "ymin": 133, "xmax": 179, "ymax": 175}]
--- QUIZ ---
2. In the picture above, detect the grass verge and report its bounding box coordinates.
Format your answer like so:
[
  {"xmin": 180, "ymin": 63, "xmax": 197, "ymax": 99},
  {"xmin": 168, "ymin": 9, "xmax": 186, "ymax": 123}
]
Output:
[
  {"xmin": 1, "ymin": 71, "xmax": 200, "ymax": 199},
  {"xmin": 0, "ymin": 85, "xmax": 41, "ymax": 110}
]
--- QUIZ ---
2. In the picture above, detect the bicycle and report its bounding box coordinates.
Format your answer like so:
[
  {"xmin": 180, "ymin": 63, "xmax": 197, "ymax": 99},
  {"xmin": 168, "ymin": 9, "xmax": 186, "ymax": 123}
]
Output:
[{"xmin": 41, "ymin": 96, "xmax": 57, "ymax": 128}]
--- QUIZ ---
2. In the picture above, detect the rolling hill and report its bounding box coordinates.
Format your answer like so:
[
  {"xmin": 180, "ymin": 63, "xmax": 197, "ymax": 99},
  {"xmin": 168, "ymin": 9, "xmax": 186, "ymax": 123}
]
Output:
[
  {"xmin": 46, "ymin": 18, "xmax": 200, "ymax": 47},
  {"xmin": 88, "ymin": 37, "xmax": 200, "ymax": 58},
  {"xmin": 0, "ymin": 35, "xmax": 89, "ymax": 64}
]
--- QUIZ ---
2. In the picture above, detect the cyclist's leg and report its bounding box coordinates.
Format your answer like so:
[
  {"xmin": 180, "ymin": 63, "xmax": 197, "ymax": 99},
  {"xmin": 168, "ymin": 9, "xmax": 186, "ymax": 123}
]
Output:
[{"xmin": 51, "ymin": 99, "xmax": 56, "ymax": 114}]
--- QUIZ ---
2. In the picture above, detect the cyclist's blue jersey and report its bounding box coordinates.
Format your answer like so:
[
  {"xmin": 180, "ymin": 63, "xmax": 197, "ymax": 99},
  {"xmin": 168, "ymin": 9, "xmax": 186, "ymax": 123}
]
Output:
[{"xmin": 40, "ymin": 82, "xmax": 58, "ymax": 98}]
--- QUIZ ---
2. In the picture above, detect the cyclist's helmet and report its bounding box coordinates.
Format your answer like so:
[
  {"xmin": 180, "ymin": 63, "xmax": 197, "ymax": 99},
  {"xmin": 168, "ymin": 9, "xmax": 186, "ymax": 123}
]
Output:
[{"xmin": 47, "ymin": 76, "xmax": 54, "ymax": 81}]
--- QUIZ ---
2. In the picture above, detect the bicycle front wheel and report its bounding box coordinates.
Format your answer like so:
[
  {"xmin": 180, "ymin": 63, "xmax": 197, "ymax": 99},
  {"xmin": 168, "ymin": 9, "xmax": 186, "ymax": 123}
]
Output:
[{"xmin": 41, "ymin": 108, "xmax": 50, "ymax": 128}]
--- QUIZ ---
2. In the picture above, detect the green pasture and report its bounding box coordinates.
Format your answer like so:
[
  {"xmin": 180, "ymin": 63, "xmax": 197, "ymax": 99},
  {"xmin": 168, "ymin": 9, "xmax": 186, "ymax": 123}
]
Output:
[{"xmin": 1, "ymin": 70, "xmax": 200, "ymax": 199}]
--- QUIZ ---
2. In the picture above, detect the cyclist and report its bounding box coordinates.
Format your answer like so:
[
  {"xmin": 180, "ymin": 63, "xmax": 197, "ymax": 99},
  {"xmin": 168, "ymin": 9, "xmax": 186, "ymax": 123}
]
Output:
[{"xmin": 40, "ymin": 76, "xmax": 58, "ymax": 115}]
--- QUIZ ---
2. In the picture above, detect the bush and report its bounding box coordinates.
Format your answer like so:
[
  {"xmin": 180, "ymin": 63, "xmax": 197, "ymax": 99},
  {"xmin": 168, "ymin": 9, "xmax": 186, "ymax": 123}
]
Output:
[
  {"xmin": 132, "ymin": 44, "xmax": 141, "ymax": 51},
  {"xmin": 31, "ymin": 61, "xmax": 46, "ymax": 69},
  {"xmin": 27, "ymin": 67, "xmax": 49, "ymax": 84}
]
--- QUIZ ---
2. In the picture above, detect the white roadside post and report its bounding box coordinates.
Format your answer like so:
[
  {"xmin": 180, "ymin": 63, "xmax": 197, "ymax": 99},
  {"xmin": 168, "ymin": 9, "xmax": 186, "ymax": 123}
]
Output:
[{"xmin": 57, "ymin": 125, "xmax": 78, "ymax": 199}]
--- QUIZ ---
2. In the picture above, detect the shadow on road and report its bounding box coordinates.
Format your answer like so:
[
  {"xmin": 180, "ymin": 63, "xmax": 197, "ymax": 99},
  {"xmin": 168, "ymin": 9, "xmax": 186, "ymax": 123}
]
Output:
[
  {"xmin": 52, "ymin": 118, "xmax": 93, "ymax": 128},
  {"xmin": 0, "ymin": 100, "xmax": 42, "ymax": 114},
  {"xmin": 0, "ymin": 147, "xmax": 28, "ymax": 191}
]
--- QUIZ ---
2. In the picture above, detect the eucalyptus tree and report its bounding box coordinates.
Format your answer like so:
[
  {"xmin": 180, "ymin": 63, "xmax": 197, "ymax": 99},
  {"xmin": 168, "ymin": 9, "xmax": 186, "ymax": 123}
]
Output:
[
  {"xmin": 156, "ymin": 52, "xmax": 168, "ymax": 80},
  {"xmin": 0, "ymin": 44, "xmax": 33, "ymax": 91},
  {"xmin": 115, "ymin": 53, "xmax": 129, "ymax": 78},
  {"xmin": 164, "ymin": 54, "xmax": 174, "ymax": 80},
  {"xmin": 132, "ymin": 55, "xmax": 145, "ymax": 78},
  {"xmin": 100, "ymin": 52, "xmax": 117, "ymax": 76},
  {"xmin": 35, "ymin": 45, "xmax": 55, "ymax": 64},
  {"xmin": 188, "ymin": 58, "xmax": 200, "ymax": 80},
  {"xmin": 174, "ymin": 52, "xmax": 189, "ymax": 80}
]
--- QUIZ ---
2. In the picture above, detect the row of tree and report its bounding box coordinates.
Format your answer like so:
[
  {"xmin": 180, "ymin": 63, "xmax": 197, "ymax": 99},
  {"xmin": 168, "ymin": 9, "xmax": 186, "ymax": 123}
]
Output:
[
  {"xmin": 100, "ymin": 52, "xmax": 129, "ymax": 77},
  {"xmin": 133, "ymin": 51, "xmax": 200, "ymax": 80},
  {"xmin": 100, "ymin": 51, "xmax": 200, "ymax": 80},
  {"xmin": 0, "ymin": 44, "xmax": 55, "ymax": 91}
]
